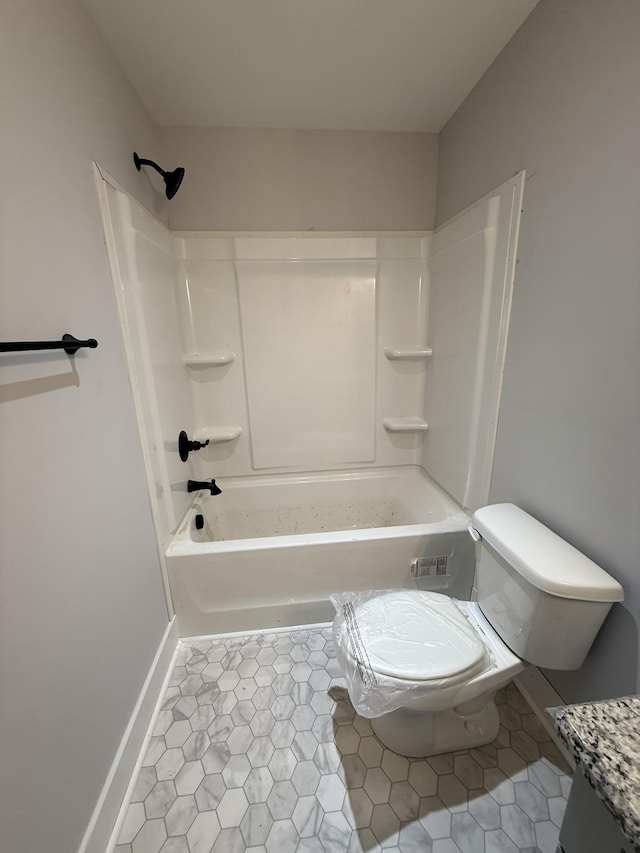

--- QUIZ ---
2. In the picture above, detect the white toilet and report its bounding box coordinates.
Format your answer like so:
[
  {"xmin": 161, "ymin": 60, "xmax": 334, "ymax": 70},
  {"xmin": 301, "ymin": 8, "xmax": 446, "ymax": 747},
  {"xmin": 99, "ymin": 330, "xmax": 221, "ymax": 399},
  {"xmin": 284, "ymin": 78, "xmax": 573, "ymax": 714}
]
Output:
[{"xmin": 336, "ymin": 503, "xmax": 624, "ymax": 757}]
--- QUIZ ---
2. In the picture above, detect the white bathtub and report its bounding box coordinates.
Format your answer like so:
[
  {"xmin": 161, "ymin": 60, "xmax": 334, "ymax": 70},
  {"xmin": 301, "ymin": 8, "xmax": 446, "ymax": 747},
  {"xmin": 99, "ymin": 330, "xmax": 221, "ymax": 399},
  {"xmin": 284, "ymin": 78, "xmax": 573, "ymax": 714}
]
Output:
[{"xmin": 166, "ymin": 466, "xmax": 474, "ymax": 636}]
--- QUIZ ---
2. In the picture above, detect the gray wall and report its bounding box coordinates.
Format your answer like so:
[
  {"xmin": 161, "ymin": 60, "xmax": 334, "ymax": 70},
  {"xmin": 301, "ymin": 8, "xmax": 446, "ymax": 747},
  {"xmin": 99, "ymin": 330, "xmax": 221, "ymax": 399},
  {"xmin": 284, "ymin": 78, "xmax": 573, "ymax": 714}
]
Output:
[
  {"xmin": 437, "ymin": 0, "xmax": 640, "ymax": 703},
  {"xmin": 0, "ymin": 1, "xmax": 170, "ymax": 851},
  {"xmin": 159, "ymin": 126, "xmax": 438, "ymax": 231}
]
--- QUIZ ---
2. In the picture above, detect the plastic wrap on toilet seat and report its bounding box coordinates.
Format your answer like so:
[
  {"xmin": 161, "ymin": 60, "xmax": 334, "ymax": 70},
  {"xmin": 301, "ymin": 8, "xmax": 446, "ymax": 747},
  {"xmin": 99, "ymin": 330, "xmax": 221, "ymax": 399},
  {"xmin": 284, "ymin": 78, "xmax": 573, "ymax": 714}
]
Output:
[{"xmin": 330, "ymin": 589, "xmax": 489, "ymax": 718}]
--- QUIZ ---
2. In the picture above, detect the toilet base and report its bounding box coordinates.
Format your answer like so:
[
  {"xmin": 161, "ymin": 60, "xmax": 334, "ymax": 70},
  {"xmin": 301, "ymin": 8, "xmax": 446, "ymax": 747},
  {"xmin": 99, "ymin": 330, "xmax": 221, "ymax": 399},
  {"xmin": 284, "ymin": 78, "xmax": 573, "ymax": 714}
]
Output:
[{"xmin": 371, "ymin": 696, "xmax": 500, "ymax": 758}]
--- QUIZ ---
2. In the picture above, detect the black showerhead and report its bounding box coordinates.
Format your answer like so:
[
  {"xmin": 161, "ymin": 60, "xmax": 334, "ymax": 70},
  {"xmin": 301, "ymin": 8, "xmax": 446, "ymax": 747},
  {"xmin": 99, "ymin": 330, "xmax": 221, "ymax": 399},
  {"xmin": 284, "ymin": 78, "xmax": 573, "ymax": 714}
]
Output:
[
  {"xmin": 133, "ymin": 152, "xmax": 185, "ymax": 199},
  {"xmin": 164, "ymin": 166, "xmax": 185, "ymax": 200}
]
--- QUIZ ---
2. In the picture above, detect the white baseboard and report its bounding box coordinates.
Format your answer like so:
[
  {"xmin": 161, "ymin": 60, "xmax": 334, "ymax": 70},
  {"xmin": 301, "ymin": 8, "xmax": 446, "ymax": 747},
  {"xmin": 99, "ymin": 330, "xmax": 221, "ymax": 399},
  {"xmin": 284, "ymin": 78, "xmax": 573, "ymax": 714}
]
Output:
[
  {"xmin": 514, "ymin": 666, "xmax": 576, "ymax": 770},
  {"xmin": 78, "ymin": 618, "xmax": 179, "ymax": 853}
]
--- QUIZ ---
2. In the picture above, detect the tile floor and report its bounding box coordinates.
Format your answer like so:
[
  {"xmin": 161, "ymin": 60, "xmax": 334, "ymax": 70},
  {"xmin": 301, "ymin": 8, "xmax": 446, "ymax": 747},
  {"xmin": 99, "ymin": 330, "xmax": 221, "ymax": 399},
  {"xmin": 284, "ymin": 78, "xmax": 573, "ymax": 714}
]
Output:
[{"xmin": 116, "ymin": 625, "xmax": 572, "ymax": 853}]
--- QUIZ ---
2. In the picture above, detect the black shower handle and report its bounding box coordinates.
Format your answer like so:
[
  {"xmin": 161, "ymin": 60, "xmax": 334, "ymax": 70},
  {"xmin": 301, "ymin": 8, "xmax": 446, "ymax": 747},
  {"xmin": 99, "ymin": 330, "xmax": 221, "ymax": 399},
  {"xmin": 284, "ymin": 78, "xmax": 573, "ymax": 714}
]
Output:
[{"xmin": 179, "ymin": 430, "xmax": 209, "ymax": 461}]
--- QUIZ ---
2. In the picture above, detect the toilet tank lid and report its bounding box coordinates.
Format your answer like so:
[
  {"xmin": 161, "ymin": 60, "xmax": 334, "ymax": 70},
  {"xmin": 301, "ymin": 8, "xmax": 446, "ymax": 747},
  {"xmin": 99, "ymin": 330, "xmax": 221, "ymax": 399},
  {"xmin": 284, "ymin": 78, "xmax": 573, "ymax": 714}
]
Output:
[{"xmin": 472, "ymin": 504, "xmax": 624, "ymax": 603}]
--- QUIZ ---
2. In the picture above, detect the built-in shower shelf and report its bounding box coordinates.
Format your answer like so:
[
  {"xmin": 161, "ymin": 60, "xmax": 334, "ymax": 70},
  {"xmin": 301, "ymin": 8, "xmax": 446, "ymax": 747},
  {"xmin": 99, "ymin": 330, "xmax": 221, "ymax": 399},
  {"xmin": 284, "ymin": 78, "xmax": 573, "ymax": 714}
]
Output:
[
  {"xmin": 183, "ymin": 351, "xmax": 236, "ymax": 368},
  {"xmin": 384, "ymin": 346, "xmax": 433, "ymax": 361},
  {"xmin": 383, "ymin": 417, "xmax": 429, "ymax": 433},
  {"xmin": 194, "ymin": 426, "xmax": 242, "ymax": 443}
]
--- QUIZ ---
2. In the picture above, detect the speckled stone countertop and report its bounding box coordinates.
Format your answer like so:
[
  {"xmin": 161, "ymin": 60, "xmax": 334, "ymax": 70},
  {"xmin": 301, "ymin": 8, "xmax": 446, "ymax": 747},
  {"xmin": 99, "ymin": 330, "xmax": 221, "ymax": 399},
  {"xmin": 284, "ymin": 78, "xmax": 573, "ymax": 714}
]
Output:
[{"xmin": 554, "ymin": 695, "xmax": 640, "ymax": 849}]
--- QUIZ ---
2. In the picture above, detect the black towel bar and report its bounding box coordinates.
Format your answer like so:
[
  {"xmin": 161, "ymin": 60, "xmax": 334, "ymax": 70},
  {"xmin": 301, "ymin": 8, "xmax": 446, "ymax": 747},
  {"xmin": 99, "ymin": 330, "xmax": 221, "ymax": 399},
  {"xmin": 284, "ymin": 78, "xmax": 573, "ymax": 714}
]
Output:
[{"xmin": 0, "ymin": 334, "xmax": 98, "ymax": 355}]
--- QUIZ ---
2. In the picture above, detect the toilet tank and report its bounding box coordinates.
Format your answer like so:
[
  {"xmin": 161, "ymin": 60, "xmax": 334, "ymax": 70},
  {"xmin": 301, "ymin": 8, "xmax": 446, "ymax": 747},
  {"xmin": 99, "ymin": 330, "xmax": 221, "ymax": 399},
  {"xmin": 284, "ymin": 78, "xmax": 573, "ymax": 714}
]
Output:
[{"xmin": 471, "ymin": 504, "xmax": 624, "ymax": 670}]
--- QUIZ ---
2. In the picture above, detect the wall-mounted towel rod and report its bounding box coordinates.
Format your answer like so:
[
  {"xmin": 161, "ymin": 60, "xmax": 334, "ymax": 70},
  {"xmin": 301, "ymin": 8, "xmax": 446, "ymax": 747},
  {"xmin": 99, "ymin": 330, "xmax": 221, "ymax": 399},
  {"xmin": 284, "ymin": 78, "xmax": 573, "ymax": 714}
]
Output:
[{"xmin": 0, "ymin": 334, "xmax": 98, "ymax": 355}]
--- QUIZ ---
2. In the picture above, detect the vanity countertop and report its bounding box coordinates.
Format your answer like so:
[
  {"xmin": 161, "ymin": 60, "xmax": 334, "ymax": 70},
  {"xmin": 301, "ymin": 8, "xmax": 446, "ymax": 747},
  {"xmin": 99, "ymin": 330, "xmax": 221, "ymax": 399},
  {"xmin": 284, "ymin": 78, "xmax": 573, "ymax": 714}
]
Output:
[{"xmin": 554, "ymin": 695, "xmax": 640, "ymax": 850}]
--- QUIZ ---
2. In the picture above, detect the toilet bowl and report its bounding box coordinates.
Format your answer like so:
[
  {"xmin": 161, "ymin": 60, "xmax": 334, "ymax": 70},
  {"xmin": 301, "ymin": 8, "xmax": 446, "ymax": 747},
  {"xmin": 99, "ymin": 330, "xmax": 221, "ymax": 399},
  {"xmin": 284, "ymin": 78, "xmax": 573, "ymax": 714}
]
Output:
[
  {"xmin": 340, "ymin": 591, "xmax": 524, "ymax": 756},
  {"xmin": 333, "ymin": 503, "xmax": 624, "ymax": 757}
]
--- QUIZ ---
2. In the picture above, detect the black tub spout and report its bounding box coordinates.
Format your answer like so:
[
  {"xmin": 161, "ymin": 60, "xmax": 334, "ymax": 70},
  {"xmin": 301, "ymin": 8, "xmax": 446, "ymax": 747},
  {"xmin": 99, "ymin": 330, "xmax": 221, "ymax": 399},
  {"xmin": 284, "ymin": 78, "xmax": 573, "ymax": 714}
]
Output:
[{"xmin": 187, "ymin": 479, "xmax": 222, "ymax": 496}]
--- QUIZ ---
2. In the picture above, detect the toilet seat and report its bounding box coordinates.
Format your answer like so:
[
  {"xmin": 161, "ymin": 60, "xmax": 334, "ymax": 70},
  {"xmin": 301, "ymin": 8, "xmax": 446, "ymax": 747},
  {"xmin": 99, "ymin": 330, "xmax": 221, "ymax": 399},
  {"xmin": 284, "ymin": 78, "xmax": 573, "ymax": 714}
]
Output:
[
  {"xmin": 333, "ymin": 589, "xmax": 525, "ymax": 727},
  {"xmin": 351, "ymin": 590, "xmax": 488, "ymax": 682}
]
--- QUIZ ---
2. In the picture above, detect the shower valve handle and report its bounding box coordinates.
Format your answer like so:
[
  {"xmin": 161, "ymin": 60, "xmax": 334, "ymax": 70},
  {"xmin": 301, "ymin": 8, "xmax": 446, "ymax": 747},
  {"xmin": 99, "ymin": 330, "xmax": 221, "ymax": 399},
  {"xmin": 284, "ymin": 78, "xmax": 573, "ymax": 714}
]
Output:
[{"xmin": 179, "ymin": 430, "xmax": 210, "ymax": 461}]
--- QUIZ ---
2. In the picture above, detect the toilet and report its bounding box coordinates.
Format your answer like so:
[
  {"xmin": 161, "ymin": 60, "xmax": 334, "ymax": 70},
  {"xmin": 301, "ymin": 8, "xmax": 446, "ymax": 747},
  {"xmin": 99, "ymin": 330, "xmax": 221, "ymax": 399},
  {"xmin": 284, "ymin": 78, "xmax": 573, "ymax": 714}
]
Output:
[{"xmin": 334, "ymin": 503, "xmax": 624, "ymax": 757}]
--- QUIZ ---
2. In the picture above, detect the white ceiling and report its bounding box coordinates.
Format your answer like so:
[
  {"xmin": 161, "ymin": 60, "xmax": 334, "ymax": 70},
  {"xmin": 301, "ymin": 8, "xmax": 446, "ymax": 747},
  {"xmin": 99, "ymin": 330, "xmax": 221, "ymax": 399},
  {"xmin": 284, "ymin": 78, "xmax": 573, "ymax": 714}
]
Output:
[{"xmin": 84, "ymin": 0, "xmax": 538, "ymax": 132}]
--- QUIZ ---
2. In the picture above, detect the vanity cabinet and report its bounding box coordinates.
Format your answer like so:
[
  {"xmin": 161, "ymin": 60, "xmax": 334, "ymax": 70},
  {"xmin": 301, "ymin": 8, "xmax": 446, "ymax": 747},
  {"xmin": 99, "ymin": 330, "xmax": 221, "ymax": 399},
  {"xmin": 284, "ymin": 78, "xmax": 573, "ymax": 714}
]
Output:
[{"xmin": 560, "ymin": 775, "xmax": 636, "ymax": 853}]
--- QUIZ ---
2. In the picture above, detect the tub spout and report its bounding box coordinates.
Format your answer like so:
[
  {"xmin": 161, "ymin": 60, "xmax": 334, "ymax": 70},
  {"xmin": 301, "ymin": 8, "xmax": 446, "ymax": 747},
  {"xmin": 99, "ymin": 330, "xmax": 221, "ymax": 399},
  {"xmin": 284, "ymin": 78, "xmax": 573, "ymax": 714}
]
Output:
[{"xmin": 187, "ymin": 479, "xmax": 222, "ymax": 496}]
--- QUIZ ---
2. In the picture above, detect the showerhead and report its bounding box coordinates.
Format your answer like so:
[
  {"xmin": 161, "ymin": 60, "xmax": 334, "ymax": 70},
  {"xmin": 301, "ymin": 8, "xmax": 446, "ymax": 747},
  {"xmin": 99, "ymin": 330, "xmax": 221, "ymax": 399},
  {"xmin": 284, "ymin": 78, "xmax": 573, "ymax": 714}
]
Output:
[
  {"xmin": 164, "ymin": 166, "xmax": 185, "ymax": 200},
  {"xmin": 133, "ymin": 152, "xmax": 185, "ymax": 200}
]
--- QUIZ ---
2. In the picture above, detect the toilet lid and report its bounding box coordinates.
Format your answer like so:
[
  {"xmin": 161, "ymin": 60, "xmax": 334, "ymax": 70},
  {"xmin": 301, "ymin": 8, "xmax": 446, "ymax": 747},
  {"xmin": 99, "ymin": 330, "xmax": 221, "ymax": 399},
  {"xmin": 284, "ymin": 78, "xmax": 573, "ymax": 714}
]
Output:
[{"xmin": 352, "ymin": 591, "xmax": 487, "ymax": 681}]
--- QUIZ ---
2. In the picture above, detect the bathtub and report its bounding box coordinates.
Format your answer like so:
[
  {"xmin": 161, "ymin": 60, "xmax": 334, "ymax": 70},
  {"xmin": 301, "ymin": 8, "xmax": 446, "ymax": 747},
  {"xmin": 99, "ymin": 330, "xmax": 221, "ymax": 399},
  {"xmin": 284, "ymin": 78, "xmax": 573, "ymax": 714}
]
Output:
[{"xmin": 166, "ymin": 466, "xmax": 474, "ymax": 636}]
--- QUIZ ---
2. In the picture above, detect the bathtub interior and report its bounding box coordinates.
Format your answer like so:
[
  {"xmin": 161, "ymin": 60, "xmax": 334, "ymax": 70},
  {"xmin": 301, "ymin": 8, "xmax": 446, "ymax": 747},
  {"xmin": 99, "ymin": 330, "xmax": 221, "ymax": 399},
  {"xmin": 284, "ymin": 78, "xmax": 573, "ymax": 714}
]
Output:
[
  {"xmin": 206, "ymin": 495, "xmax": 409, "ymax": 541},
  {"xmin": 175, "ymin": 466, "xmax": 466, "ymax": 547}
]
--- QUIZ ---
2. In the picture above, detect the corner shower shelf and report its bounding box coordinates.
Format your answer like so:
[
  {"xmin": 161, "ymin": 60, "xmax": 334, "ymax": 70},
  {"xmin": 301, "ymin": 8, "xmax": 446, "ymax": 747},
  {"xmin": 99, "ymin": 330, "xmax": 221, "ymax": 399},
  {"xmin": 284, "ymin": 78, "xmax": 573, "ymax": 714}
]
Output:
[
  {"xmin": 383, "ymin": 417, "xmax": 429, "ymax": 433},
  {"xmin": 183, "ymin": 351, "xmax": 236, "ymax": 368},
  {"xmin": 384, "ymin": 346, "xmax": 433, "ymax": 361},
  {"xmin": 194, "ymin": 426, "xmax": 242, "ymax": 444}
]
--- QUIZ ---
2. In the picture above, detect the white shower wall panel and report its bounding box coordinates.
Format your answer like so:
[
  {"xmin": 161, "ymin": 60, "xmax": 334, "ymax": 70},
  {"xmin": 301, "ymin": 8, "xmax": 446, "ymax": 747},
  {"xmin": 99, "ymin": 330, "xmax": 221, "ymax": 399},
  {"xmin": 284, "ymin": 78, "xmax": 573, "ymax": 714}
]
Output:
[
  {"xmin": 376, "ymin": 249, "xmax": 430, "ymax": 462},
  {"xmin": 133, "ymin": 237, "xmax": 193, "ymax": 522},
  {"xmin": 237, "ymin": 258, "xmax": 376, "ymax": 469},
  {"xmin": 127, "ymin": 204, "xmax": 195, "ymax": 530},
  {"xmin": 176, "ymin": 235, "xmax": 432, "ymax": 479},
  {"xmin": 423, "ymin": 174, "xmax": 524, "ymax": 510},
  {"xmin": 103, "ymin": 185, "xmax": 194, "ymax": 543},
  {"xmin": 177, "ymin": 253, "xmax": 254, "ymax": 474}
]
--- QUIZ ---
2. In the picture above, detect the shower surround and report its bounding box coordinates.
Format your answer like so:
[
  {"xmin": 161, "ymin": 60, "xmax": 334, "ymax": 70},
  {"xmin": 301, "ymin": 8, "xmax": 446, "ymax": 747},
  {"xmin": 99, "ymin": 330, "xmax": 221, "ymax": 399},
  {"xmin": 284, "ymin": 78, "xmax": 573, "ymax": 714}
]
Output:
[
  {"xmin": 168, "ymin": 232, "xmax": 443, "ymax": 633},
  {"xmin": 97, "ymin": 169, "xmax": 523, "ymax": 636}
]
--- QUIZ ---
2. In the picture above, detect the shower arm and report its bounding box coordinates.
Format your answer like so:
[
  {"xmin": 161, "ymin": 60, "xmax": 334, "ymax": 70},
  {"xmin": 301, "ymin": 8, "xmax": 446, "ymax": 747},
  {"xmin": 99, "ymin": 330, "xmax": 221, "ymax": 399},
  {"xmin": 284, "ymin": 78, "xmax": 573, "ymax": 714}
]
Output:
[
  {"xmin": 133, "ymin": 154, "xmax": 166, "ymax": 177},
  {"xmin": 133, "ymin": 151, "xmax": 185, "ymax": 200}
]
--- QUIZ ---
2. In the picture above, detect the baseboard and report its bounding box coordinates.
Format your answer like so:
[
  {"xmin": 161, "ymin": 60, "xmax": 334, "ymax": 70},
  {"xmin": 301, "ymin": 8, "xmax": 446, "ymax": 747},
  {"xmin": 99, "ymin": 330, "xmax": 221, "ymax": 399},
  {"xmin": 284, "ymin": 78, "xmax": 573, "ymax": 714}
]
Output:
[
  {"xmin": 514, "ymin": 666, "xmax": 576, "ymax": 770},
  {"xmin": 77, "ymin": 618, "xmax": 179, "ymax": 853}
]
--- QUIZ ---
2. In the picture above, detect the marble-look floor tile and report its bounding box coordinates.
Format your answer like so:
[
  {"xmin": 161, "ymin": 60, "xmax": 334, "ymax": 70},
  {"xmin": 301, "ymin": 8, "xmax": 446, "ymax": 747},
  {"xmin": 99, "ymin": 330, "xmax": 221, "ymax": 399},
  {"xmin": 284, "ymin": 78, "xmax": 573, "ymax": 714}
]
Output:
[
  {"xmin": 186, "ymin": 811, "xmax": 220, "ymax": 853},
  {"xmin": 119, "ymin": 626, "xmax": 571, "ymax": 852},
  {"xmin": 120, "ymin": 802, "xmax": 146, "ymax": 844},
  {"xmin": 292, "ymin": 795, "xmax": 324, "ymax": 838},
  {"xmin": 267, "ymin": 779, "xmax": 298, "ymax": 820},
  {"xmin": 240, "ymin": 802, "xmax": 273, "ymax": 846},
  {"xmin": 244, "ymin": 766, "xmax": 274, "ymax": 804},
  {"xmin": 164, "ymin": 795, "xmax": 197, "ymax": 836}
]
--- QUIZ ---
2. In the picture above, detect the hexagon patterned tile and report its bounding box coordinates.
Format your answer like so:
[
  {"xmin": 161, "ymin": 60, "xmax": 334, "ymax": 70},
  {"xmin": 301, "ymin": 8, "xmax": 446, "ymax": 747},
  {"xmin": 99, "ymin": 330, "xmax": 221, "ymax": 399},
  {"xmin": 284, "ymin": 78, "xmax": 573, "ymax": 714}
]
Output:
[{"xmin": 116, "ymin": 626, "xmax": 572, "ymax": 852}]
